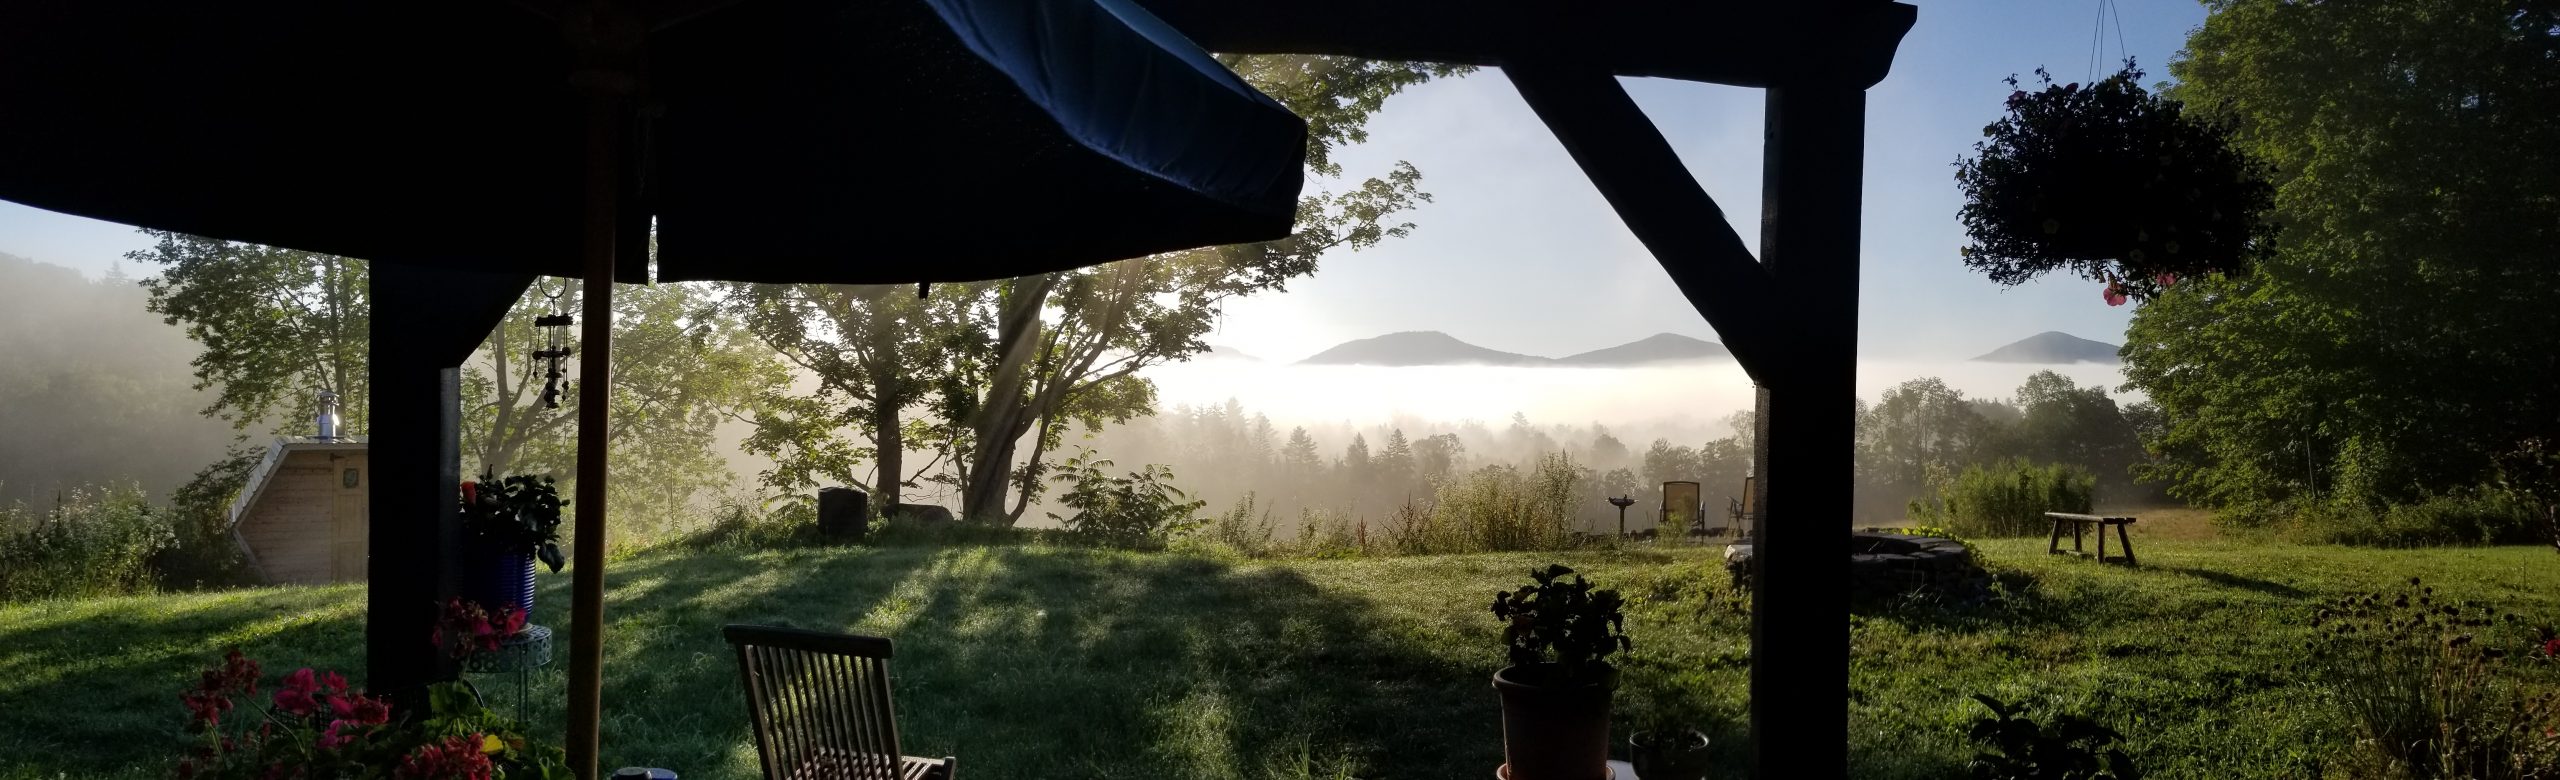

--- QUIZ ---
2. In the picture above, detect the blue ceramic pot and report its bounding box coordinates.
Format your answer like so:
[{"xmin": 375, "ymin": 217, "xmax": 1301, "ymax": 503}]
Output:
[{"xmin": 461, "ymin": 537, "xmax": 536, "ymax": 614}]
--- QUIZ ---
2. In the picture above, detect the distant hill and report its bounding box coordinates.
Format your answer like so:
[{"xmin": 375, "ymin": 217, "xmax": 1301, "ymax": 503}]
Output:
[
  {"xmin": 1557, "ymin": 333, "xmax": 1731, "ymax": 365},
  {"xmin": 1297, "ymin": 331, "xmax": 1551, "ymax": 367},
  {"xmin": 1202, "ymin": 344, "xmax": 1260, "ymax": 362},
  {"xmin": 1971, "ymin": 331, "xmax": 2122, "ymax": 364}
]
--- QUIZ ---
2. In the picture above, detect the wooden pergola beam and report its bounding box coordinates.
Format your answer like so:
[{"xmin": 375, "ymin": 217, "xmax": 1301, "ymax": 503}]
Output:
[
  {"xmin": 1133, "ymin": 0, "xmax": 1916, "ymax": 88},
  {"xmin": 1506, "ymin": 64, "xmax": 1778, "ymax": 379}
]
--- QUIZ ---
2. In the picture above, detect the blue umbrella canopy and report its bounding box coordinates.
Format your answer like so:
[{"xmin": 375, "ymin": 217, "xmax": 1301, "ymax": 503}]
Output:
[{"xmin": 0, "ymin": 0, "xmax": 1307, "ymax": 283}]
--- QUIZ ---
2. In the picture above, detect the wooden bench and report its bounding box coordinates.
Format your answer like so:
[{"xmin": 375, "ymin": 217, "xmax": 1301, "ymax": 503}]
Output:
[{"xmin": 2044, "ymin": 513, "xmax": 2137, "ymax": 566}]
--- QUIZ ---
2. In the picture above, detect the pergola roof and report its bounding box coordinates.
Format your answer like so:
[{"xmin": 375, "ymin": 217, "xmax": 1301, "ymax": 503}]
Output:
[{"xmin": 1132, "ymin": 0, "xmax": 1918, "ymax": 87}]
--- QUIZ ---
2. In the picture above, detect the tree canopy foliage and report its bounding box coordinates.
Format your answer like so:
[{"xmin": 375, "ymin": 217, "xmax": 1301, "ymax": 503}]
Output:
[
  {"xmin": 738, "ymin": 56, "xmax": 1463, "ymax": 525},
  {"xmin": 2124, "ymin": 0, "xmax": 2560, "ymax": 531}
]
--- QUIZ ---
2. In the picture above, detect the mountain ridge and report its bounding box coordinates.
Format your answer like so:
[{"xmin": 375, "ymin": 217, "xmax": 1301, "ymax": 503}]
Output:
[
  {"xmin": 1971, "ymin": 331, "xmax": 2121, "ymax": 364},
  {"xmin": 1294, "ymin": 331, "xmax": 1733, "ymax": 367}
]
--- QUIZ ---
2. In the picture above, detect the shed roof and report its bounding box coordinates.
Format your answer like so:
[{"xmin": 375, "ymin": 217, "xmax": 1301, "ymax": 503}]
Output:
[{"xmin": 227, "ymin": 436, "xmax": 370, "ymax": 529}]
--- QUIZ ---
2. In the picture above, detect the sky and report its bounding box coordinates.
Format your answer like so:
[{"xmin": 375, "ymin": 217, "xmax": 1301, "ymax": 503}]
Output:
[{"xmin": 0, "ymin": 0, "xmax": 2207, "ymax": 365}]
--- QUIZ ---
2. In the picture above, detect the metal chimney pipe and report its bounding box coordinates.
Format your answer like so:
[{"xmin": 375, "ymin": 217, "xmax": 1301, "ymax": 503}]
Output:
[{"xmin": 315, "ymin": 390, "xmax": 342, "ymax": 440}]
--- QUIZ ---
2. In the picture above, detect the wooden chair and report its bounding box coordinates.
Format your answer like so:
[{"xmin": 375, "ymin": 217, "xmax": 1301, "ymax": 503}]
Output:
[{"xmin": 723, "ymin": 625, "xmax": 956, "ymax": 780}]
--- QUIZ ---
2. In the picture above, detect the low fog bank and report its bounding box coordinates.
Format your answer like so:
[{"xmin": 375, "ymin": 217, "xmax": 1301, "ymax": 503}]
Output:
[
  {"xmin": 0, "ymin": 254, "xmax": 237, "ymax": 508},
  {"xmin": 985, "ymin": 358, "xmax": 2137, "ymax": 531}
]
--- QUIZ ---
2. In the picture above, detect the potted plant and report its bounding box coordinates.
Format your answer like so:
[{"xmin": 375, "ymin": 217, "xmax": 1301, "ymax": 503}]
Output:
[
  {"xmin": 1953, "ymin": 61, "xmax": 2275, "ymax": 305},
  {"xmin": 459, "ymin": 474, "xmax": 567, "ymax": 614},
  {"xmin": 1491, "ymin": 564, "xmax": 1631, "ymax": 780},
  {"xmin": 1620, "ymin": 680, "xmax": 1711, "ymax": 780}
]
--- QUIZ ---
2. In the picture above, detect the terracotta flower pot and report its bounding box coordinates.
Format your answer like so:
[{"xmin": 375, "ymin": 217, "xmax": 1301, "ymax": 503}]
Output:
[
  {"xmin": 1493, "ymin": 663, "xmax": 1612, "ymax": 780},
  {"xmin": 1629, "ymin": 729, "xmax": 1710, "ymax": 780}
]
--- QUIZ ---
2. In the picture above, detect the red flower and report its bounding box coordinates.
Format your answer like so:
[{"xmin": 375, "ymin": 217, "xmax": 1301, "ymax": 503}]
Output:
[
  {"xmin": 272, "ymin": 668, "xmax": 321, "ymax": 717},
  {"xmin": 2543, "ymin": 637, "xmax": 2560, "ymax": 658},
  {"xmin": 328, "ymin": 691, "xmax": 391, "ymax": 726},
  {"xmin": 316, "ymin": 720, "xmax": 356, "ymax": 751},
  {"xmin": 393, "ymin": 734, "xmax": 496, "ymax": 780},
  {"xmin": 2102, "ymin": 281, "xmax": 2129, "ymax": 307},
  {"xmin": 460, "ymin": 481, "xmax": 478, "ymax": 504}
]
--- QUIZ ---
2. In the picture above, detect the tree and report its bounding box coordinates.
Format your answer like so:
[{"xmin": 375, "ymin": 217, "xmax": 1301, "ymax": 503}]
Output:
[
  {"xmin": 461, "ymin": 280, "xmax": 784, "ymax": 538},
  {"xmin": 1375, "ymin": 428, "xmax": 1418, "ymax": 502},
  {"xmin": 722, "ymin": 283, "xmax": 963, "ymax": 509},
  {"xmin": 1415, "ymin": 433, "xmax": 1466, "ymax": 486},
  {"xmin": 2010, "ymin": 371, "xmax": 2143, "ymax": 496},
  {"xmin": 1640, "ymin": 439, "xmax": 1701, "ymax": 490},
  {"xmin": 130, "ymin": 231, "xmax": 366, "ymax": 435},
  {"xmin": 1586, "ymin": 428, "xmax": 1630, "ymax": 470},
  {"xmin": 2125, "ymin": 0, "xmax": 2560, "ymax": 522},
  {"xmin": 751, "ymin": 56, "xmax": 1466, "ymax": 525},
  {"xmin": 1281, "ymin": 427, "xmax": 1323, "ymax": 475},
  {"xmin": 1859, "ymin": 378, "xmax": 1993, "ymax": 492}
]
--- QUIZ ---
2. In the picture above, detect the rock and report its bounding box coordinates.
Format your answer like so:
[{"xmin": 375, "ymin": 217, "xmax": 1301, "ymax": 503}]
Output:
[{"xmin": 887, "ymin": 503, "xmax": 956, "ymax": 525}]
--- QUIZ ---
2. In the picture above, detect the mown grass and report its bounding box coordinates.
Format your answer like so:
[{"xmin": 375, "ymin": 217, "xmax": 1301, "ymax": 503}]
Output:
[{"xmin": 3, "ymin": 536, "xmax": 2556, "ymax": 779}]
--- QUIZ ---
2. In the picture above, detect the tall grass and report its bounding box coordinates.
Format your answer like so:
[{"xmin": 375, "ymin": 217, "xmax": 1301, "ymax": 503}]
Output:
[
  {"xmin": 1906, "ymin": 459, "xmax": 2096, "ymax": 538},
  {"xmin": 0, "ymin": 483, "xmax": 174, "ymax": 601},
  {"xmin": 1379, "ymin": 453, "xmax": 1584, "ymax": 554}
]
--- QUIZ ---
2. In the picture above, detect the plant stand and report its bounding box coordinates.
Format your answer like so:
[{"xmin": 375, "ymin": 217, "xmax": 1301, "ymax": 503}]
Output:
[{"xmin": 463, "ymin": 624, "xmax": 553, "ymax": 723}]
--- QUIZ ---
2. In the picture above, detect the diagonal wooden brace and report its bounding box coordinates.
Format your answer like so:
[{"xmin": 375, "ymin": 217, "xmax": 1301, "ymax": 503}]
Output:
[{"xmin": 1505, "ymin": 63, "xmax": 1780, "ymax": 381}]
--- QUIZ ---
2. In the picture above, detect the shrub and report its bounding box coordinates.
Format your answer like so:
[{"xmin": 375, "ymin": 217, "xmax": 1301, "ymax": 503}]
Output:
[
  {"xmin": 1046, "ymin": 449, "xmax": 1206, "ymax": 550},
  {"xmin": 1386, "ymin": 453, "xmax": 1586, "ymax": 555},
  {"xmin": 0, "ymin": 483, "xmax": 173, "ymax": 602},
  {"xmin": 1199, "ymin": 493, "xmax": 1277, "ymax": 557},
  {"xmin": 1964, "ymin": 695, "xmax": 2142, "ymax": 780},
  {"xmin": 1908, "ymin": 460, "xmax": 2096, "ymax": 538},
  {"xmin": 1290, "ymin": 507, "xmax": 1367, "ymax": 558},
  {"xmin": 2305, "ymin": 488, "xmax": 2543, "ymax": 548},
  {"xmin": 2303, "ymin": 579, "xmax": 2560, "ymax": 779},
  {"xmin": 671, "ymin": 493, "xmax": 823, "ymax": 551}
]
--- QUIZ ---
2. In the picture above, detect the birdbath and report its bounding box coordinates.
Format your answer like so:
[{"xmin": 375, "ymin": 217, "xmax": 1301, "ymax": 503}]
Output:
[{"xmin": 1607, "ymin": 495, "xmax": 1638, "ymax": 539}]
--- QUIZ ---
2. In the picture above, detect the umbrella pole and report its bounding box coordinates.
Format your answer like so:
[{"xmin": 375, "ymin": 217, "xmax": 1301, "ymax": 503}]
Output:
[{"xmin": 565, "ymin": 61, "xmax": 627, "ymax": 780}]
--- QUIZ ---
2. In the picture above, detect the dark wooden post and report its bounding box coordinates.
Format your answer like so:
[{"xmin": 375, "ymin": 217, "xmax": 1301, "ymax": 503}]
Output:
[
  {"xmin": 1748, "ymin": 85, "xmax": 1866, "ymax": 779},
  {"xmin": 365, "ymin": 264, "xmax": 530, "ymax": 709},
  {"xmin": 365, "ymin": 268, "xmax": 461, "ymax": 707}
]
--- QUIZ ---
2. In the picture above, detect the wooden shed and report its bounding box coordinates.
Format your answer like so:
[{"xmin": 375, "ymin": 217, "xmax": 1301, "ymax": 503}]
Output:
[{"xmin": 228, "ymin": 436, "xmax": 370, "ymax": 584}]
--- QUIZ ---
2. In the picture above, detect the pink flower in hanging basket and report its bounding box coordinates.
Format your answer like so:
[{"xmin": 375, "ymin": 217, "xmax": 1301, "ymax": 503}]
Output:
[
  {"xmin": 2102, "ymin": 282, "xmax": 2128, "ymax": 307},
  {"xmin": 2155, "ymin": 273, "xmax": 2178, "ymax": 287}
]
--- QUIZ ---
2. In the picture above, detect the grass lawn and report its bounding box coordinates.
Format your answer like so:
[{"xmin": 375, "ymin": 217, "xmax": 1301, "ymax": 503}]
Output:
[{"xmin": 3, "ymin": 536, "xmax": 2556, "ymax": 779}]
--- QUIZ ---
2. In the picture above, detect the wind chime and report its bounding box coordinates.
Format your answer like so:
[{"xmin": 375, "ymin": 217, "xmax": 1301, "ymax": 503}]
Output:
[{"xmin": 531, "ymin": 279, "xmax": 574, "ymax": 409}]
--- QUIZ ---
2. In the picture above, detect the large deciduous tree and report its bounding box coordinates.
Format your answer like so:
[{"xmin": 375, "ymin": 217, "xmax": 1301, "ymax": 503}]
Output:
[
  {"xmin": 2124, "ymin": 0, "xmax": 2560, "ymax": 526},
  {"xmin": 721, "ymin": 283, "xmax": 963, "ymax": 510},
  {"xmin": 131, "ymin": 231, "xmax": 367, "ymax": 435},
  {"xmin": 750, "ymin": 56, "xmax": 1465, "ymax": 525},
  {"xmin": 462, "ymin": 280, "xmax": 784, "ymax": 539}
]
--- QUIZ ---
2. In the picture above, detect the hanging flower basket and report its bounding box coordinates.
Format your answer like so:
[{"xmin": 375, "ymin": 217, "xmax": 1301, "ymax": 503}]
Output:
[{"xmin": 1953, "ymin": 62, "xmax": 2275, "ymax": 304}]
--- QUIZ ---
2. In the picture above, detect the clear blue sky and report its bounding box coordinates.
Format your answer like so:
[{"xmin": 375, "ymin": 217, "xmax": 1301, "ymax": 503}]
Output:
[{"xmin": 0, "ymin": 0, "xmax": 2204, "ymax": 363}]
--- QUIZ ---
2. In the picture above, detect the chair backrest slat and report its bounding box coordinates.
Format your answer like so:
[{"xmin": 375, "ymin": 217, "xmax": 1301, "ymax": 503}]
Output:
[{"xmin": 725, "ymin": 624, "xmax": 907, "ymax": 779}]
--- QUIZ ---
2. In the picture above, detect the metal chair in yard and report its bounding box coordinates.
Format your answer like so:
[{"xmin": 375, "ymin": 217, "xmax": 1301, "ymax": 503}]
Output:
[{"xmin": 724, "ymin": 625, "xmax": 957, "ymax": 780}]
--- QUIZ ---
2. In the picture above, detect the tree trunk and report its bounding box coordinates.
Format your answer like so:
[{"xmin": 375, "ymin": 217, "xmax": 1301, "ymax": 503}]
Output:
[
  {"xmin": 963, "ymin": 275, "xmax": 1053, "ymax": 524},
  {"xmin": 871, "ymin": 392, "xmax": 902, "ymax": 511}
]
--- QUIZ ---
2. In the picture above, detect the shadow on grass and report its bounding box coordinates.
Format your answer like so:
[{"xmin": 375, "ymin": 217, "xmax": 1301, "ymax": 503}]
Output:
[
  {"xmin": 596, "ymin": 545, "xmax": 1502, "ymax": 779},
  {"xmin": 2150, "ymin": 565, "xmax": 2309, "ymax": 599},
  {"xmin": 0, "ymin": 588, "xmax": 364, "ymax": 778}
]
